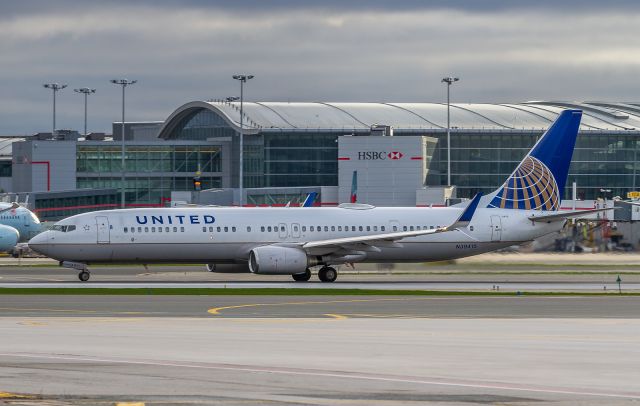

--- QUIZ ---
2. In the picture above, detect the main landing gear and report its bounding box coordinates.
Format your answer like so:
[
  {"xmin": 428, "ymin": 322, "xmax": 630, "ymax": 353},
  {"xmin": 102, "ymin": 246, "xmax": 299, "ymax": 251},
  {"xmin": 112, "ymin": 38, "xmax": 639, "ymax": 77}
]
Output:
[
  {"xmin": 290, "ymin": 266, "xmax": 338, "ymax": 283},
  {"xmin": 292, "ymin": 268, "xmax": 312, "ymax": 282},
  {"xmin": 318, "ymin": 266, "xmax": 338, "ymax": 283}
]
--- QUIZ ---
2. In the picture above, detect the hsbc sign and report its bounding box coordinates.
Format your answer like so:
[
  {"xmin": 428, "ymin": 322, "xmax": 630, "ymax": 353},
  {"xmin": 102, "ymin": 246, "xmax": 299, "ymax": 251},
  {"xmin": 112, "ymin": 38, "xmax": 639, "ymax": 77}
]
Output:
[{"xmin": 357, "ymin": 151, "xmax": 404, "ymax": 160}]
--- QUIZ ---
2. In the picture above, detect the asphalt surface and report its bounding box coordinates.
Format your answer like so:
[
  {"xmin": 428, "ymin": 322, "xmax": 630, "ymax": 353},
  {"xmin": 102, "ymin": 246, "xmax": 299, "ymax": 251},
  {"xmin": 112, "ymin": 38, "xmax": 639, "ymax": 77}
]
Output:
[
  {"xmin": 0, "ymin": 295, "xmax": 639, "ymax": 318},
  {"xmin": 1, "ymin": 317, "xmax": 639, "ymax": 405}
]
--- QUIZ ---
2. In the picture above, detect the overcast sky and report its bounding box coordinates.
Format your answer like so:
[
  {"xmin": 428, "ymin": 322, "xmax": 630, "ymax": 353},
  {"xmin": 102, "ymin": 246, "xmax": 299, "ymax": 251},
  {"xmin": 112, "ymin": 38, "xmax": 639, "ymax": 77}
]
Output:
[{"xmin": 2, "ymin": 0, "xmax": 640, "ymax": 134}]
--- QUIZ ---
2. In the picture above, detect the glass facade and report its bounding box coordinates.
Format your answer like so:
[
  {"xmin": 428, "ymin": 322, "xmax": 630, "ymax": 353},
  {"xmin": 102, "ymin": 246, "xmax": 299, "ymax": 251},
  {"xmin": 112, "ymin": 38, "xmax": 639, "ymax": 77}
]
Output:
[
  {"xmin": 34, "ymin": 191, "xmax": 119, "ymax": 221},
  {"xmin": 77, "ymin": 144, "xmax": 223, "ymax": 205},
  {"xmin": 162, "ymin": 106, "xmax": 640, "ymax": 202},
  {"xmin": 424, "ymin": 131, "xmax": 640, "ymax": 200}
]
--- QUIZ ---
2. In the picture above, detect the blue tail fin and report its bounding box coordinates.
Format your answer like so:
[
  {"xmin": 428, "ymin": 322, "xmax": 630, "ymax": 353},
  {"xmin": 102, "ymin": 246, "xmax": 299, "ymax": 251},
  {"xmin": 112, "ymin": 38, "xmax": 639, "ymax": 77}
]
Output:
[{"xmin": 487, "ymin": 109, "xmax": 582, "ymax": 211}]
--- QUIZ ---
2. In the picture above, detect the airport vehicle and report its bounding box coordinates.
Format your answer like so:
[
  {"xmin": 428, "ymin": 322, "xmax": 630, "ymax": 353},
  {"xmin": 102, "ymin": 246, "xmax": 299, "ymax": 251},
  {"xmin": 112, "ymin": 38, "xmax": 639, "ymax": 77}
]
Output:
[
  {"xmin": 0, "ymin": 202, "xmax": 42, "ymax": 253},
  {"xmin": 29, "ymin": 110, "xmax": 604, "ymax": 282}
]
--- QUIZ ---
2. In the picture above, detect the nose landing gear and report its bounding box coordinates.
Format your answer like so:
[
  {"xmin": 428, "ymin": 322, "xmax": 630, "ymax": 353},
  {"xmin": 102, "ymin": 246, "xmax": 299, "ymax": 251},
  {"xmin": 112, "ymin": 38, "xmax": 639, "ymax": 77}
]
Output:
[{"xmin": 61, "ymin": 261, "xmax": 91, "ymax": 282}]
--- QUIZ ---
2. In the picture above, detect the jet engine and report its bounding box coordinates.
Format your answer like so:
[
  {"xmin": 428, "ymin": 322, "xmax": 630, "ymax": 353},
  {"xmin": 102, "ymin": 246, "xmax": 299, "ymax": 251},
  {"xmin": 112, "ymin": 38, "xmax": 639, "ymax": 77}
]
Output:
[
  {"xmin": 0, "ymin": 224, "xmax": 19, "ymax": 252},
  {"xmin": 248, "ymin": 246, "xmax": 312, "ymax": 275}
]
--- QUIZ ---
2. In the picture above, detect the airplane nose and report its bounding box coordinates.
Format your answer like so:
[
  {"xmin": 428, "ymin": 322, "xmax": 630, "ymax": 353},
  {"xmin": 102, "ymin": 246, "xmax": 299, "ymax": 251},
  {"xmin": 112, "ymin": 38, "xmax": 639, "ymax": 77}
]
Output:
[{"xmin": 28, "ymin": 231, "xmax": 50, "ymax": 255}]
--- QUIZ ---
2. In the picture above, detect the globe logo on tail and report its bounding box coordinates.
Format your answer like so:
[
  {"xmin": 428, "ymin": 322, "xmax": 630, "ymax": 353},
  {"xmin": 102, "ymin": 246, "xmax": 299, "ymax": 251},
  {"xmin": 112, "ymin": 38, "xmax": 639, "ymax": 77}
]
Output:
[{"xmin": 487, "ymin": 156, "xmax": 559, "ymax": 210}]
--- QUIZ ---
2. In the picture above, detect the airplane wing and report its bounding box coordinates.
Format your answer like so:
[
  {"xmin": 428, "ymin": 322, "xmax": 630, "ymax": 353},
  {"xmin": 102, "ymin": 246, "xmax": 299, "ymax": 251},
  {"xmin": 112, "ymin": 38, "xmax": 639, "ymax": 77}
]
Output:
[
  {"xmin": 302, "ymin": 193, "xmax": 482, "ymax": 252},
  {"xmin": 527, "ymin": 207, "xmax": 614, "ymax": 223}
]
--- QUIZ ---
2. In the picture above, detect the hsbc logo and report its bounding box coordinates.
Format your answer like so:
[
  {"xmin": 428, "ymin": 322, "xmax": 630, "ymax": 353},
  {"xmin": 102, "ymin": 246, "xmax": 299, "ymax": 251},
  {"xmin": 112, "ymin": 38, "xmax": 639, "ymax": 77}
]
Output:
[{"xmin": 357, "ymin": 151, "xmax": 404, "ymax": 160}]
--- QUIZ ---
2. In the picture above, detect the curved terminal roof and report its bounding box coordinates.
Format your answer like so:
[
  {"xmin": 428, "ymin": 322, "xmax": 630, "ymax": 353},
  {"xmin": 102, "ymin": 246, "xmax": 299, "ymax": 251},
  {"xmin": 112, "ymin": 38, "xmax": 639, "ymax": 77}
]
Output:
[{"xmin": 158, "ymin": 101, "xmax": 640, "ymax": 139}]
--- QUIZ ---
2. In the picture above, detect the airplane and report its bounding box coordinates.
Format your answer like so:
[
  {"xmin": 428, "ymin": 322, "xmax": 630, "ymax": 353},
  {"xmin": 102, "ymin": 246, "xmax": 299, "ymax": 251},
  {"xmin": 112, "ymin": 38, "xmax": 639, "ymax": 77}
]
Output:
[
  {"xmin": 0, "ymin": 202, "xmax": 43, "ymax": 253},
  {"xmin": 29, "ymin": 109, "xmax": 607, "ymax": 282}
]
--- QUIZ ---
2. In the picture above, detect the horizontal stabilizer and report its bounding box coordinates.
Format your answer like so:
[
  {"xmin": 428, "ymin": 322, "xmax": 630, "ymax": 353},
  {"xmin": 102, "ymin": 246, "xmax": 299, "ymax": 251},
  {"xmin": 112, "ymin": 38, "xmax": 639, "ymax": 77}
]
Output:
[{"xmin": 528, "ymin": 207, "xmax": 615, "ymax": 223}]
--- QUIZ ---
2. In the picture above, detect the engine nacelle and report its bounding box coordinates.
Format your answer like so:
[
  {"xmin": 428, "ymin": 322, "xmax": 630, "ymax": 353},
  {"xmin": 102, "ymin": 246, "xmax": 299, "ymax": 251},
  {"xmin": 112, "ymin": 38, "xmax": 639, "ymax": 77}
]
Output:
[
  {"xmin": 0, "ymin": 224, "xmax": 19, "ymax": 252},
  {"xmin": 205, "ymin": 263, "xmax": 250, "ymax": 273},
  {"xmin": 248, "ymin": 246, "xmax": 310, "ymax": 275}
]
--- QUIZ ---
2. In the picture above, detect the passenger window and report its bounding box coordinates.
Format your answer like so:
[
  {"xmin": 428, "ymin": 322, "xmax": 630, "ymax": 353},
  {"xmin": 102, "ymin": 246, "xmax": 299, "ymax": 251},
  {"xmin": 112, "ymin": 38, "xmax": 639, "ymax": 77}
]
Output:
[
  {"xmin": 158, "ymin": 227, "xmax": 162, "ymax": 233},
  {"xmin": 470, "ymin": 226, "xmax": 474, "ymax": 231},
  {"xmin": 331, "ymin": 226, "xmax": 335, "ymax": 232},
  {"xmin": 351, "ymin": 226, "xmax": 356, "ymax": 231},
  {"xmin": 410, "ymin": 226, "xmax": 414, "ymax": 231},
  {"xmin": 366, "ymin": 226, "xmax": 370, "ymax": 231},
  {"xmin": 217, "ymin": 227, "xmax": 221, "ymax": 232},
  {"xmin": 324, "ymin": 226, "xmax": 328, "ymax": 232},
  {"xmin": 430, "ymin": 226, "xmax": 434, "ymax": 229},
  {"xmin": 166, "ymin": 227, "xmax": 170, "ymax": 232},
  {"xmin": 268, "ymin": 226, "xmax": 272, "ymax": 232},
  {"xmin": 317, "ymin": 227, "xmax": 322, "ymax": 233},
  {"xmin": 232, "ymin": 227, "xmax": 237, "ymax": 232},
  {"xmin": 247, "ymin": 226, "xmax": 251, "ymax": 232},
  {"xmin": 209, "ymin": 227, "xmax": 213, "ymax": 232},
  {"xmin": 180, "ymin": 227, "xmax": 185, "ymax": 232},
  {"xmin": 373, "ymin": 226, "xmax": 378, "ymax": 231},
  {"xmin": 202, "ymin": 226, "xmax": 207, "ymax": 232},
  {"xmin": 130, "ymin": 227, "xmax": 135, "ymax": 233},
  {"xmin": 138, "ymin": 227, "xmax": 142, "ymax": 233},
  {"xmin": 294, "ymin": 226, "xmax": 298, "ymax": 231},
  {"xmin": 124, "ymin": 227, "xmax": 128, "ymax": 233},
  {"xmin": 393, "ymin": 226, "xmax": 397, "ymax": 231},
  {"xmin": 173, "ymin": 227, "xmax": 177, "ymax": 232},
  {"xmin": 310, "ymin": 226, "xmax": 314, "ymax": 232},
  {"xmin": 359, "ymin": 226, "xmax": 363, "ymax": 231},
  {"xmin": 280, "ymin": 226, "xmax": 284, "ymax": 232},
  {"xmin": 381, "ymin": 226, "xmax": 385, "ymax": 232},
  {"xmin": 261, "ymin": 226, "xmax": 265, "ymax": 232},
  {"xmin": 416, "ymin": 226, "xmax": 421, "ymax": 230},
  {"xmin": 224, "ymin": 227, "xmax": 229, "ymax": 232},
  {"xmin": 403, "ymin": 226, "xmax": 407, "ymax": 231},
  {"xmin": 151, "ymin": 227, "xmax": 156, "ymax": 232},
  {"xmin": 338, "ymin": 226, "xmax": 342, "ymax": 231},
  {"xmin": 302, "ymin": 226, "xmax": 307, "ymax": 232}
]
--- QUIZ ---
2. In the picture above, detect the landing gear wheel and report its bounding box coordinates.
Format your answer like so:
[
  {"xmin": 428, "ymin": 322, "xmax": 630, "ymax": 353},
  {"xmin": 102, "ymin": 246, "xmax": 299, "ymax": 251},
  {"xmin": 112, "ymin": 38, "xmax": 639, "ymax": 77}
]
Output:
[
  {"xmin": 78, "ymin": 271, "xmax": 90, "ymax": 282},
  {"xmin": 318, "ymin": 266, "xmax": 337, "ymax": 283},
  {"xmin": 292, "ymin": 268, "xmax": 312, "ymax": 282}
]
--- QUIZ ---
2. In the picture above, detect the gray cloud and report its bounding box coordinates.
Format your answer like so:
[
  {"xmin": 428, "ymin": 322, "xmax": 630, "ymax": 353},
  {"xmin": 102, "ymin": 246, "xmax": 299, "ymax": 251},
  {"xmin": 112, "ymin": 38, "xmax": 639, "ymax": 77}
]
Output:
[{"xmin": 1, "ymin": 2, "xmax": 640, "ymax": 134}]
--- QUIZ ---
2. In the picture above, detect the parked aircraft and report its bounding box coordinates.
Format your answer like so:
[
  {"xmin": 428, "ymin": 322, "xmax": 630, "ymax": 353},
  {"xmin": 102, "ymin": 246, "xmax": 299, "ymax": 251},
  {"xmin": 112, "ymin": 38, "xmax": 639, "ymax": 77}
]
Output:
[
  {"xmin": 29, "ymin": 110, "xmax": 605, "ymax": 282},
  {"xmin": 0, "ymin": 202, "xmax": 42, "ymax": 253}
]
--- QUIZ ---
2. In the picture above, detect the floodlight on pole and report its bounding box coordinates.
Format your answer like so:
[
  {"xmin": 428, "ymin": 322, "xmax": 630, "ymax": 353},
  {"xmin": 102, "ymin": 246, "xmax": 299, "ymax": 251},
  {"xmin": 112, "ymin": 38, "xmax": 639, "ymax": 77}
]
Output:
[
  {"xmin": 43, "ymin": 83, "xmax": 68, "ymax": 136},
  {"xmin": 232, "ymin": 74, "xmax": 254, "ymax": 207},
  {"xmin": 441, "ymin": 76, "xmax": 459, "ymax": 187},
  {"xmin": 74, "ymin": 87, "xmax": 96, "ymax": 136},
  {"xmin": 110, "ymin": 79, "xmax": 137, "ymax": 209}
]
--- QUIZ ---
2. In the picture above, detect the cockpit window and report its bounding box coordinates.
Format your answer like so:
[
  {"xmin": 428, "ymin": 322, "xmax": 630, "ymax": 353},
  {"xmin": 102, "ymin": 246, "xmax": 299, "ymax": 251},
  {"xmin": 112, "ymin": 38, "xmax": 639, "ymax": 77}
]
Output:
[
  {"xmin": 29, "ymin": 211, "xmax": 40, "ymax": 224},
  {"xmin": 51, "ymin": 224, "xmax": 76, "ymax": 232}
]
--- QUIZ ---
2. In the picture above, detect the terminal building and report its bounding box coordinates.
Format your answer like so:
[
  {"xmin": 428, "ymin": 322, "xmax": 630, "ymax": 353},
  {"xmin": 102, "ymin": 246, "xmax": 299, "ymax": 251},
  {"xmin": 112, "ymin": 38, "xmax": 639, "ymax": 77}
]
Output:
[{"xmin": 3, "ymin": 100, "xmax": 640, "ymax": 221}]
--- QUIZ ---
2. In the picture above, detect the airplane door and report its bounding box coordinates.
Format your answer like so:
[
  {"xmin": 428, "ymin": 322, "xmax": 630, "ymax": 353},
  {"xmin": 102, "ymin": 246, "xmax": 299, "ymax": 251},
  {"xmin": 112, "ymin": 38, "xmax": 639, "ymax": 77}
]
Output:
[
  {"xmin": 96, "ymin": 216, "xmax": 110, "ymax": 244},
  {"xmin": 490, "ymin": 215, "xmax": 502, "ymax": 242},
  {"xmin": 291, "ymin": 223, "xmax": 301, "ymax": 238},
  {"xmin": 278, "ymin": 223, "xmax": 288, "ymax": 239}
]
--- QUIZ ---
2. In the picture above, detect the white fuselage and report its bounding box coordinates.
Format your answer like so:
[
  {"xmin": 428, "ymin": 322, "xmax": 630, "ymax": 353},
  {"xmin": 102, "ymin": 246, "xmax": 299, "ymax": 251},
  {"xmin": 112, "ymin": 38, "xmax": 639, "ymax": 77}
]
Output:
[{"xmin": 28, "ymin": 206, "xmax": 562, "ymax": 265}]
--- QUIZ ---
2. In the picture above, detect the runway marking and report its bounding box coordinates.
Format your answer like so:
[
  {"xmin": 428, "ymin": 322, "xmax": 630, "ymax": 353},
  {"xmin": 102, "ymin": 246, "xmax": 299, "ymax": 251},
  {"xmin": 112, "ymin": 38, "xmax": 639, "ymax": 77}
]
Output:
[
  {"xmin": 206, "ymin": 297, "xmax": 506, "ymax": 316},
  {"xmin": 1, "ymin": 352, "xmax": 639, "ymax": 400},
  {"xmin": 0, "ymin": 391, "xmax": 35, "ymax": 399},
  {"xmin": 324, "ymin": 313, "xmax": 348, "ymax": 320}
]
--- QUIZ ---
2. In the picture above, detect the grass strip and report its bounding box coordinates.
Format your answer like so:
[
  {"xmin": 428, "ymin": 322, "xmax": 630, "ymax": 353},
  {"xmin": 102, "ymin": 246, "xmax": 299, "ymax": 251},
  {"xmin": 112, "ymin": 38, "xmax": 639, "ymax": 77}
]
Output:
[{"xmin": 0, "ymin": 288, "xmax": 638, "ymax": 296}]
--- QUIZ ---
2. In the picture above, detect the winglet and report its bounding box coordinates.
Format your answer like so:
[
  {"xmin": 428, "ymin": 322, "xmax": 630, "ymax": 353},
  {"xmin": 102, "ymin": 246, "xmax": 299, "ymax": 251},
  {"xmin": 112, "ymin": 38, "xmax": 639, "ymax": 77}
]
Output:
[{"xmin": 446, "ymin": 193, "xmax": 482, "ymax": 230}]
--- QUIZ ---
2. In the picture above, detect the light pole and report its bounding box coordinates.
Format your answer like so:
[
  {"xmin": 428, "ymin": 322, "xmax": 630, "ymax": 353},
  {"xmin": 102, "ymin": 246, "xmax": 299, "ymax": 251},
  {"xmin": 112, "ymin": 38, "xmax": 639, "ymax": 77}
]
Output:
[
  {"xmin": 232, "ymin": 74, "xmax": 254, "ymax": 207},
  {"xmin": 43, "ymin": 83, "xmax": 67, "ymax": 136},
  {"xmin": 74, "ymin": 87, "xmax": 96, "ymax": 136},
  {"xmin": 110, "ymin": 79, "xmax": 137, "ymax": 209},
  {"xmin": 441, "ymin": 76, "xmax": 459, "ymax": 187}
]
